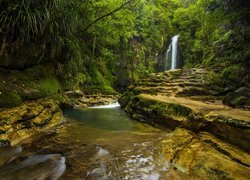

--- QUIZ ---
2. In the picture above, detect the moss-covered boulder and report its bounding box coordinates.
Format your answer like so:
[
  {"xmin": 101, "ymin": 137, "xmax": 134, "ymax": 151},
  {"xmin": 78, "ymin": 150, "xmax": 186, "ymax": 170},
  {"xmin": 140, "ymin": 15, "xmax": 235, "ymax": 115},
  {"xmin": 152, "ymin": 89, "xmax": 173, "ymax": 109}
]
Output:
[
  {"xmin": 222, "ymin": 87, "xmax": 250, "ymax": 110},
  {"xmin": 0, "ymin": 98, "xmax": 63, "ymax": 146}
]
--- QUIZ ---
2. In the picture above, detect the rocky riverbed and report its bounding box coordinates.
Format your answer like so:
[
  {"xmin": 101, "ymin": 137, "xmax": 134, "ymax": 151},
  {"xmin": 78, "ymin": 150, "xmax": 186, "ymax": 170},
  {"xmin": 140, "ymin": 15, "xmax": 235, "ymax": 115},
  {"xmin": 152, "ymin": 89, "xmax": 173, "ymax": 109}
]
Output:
[{"xmin": 0, "ymin": 93, "xmax": 119, "ymax": 179}]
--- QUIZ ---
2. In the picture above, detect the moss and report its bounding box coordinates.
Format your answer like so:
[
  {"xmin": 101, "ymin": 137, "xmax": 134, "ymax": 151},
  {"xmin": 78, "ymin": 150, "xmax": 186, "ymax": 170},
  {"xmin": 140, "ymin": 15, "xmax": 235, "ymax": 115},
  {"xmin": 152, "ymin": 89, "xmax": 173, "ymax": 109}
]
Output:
[
  {"xmin": 82, "ymin": 85, "xmax": 116, "ymax": 95},
  {"xmin": 207, "ymin": 64, "xmax": 247, "ymax": 93},
  {"xmin": 134, "ymin": 96, "xmax": 192, "ymax": 117},
  {"xmin": 37, "ymin": 77, "xmax": 63, "ymax": 102},
  {"xmin": 0, "ymin": 90, "xmax": 22, "ymax": 107},
  {"xmin": 22, "ymin": 65, "xmax": 54, "ymax": 81},
  {"xmin": 81, "ymin": 66, "xmax": 116, "ymax": 95},
  {"xmin": 168, "ymin": 69, "xmax": 182, "ymax": 79},
  {"xmin": 118, "ymin": 89, "xmax": 141, "ymax": 108}
]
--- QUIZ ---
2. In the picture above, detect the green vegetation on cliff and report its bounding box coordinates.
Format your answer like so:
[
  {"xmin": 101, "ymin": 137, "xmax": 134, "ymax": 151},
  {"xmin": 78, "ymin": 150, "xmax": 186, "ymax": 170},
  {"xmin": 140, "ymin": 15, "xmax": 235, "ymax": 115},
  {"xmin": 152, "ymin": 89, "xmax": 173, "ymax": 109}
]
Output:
[{"xmin": 0, "ymin": 0, "xmax": 249, "ymax": 106}]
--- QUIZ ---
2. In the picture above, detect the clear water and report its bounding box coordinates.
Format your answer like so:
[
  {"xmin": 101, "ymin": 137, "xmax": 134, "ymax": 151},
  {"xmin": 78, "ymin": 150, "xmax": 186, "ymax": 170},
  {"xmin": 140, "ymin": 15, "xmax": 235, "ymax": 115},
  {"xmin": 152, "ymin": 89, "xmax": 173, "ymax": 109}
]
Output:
[
  {"xmin": 0, "ymin": 104, "xmax": 187, "ymax": 179},
  {"xmin": 64, "ymin": 106, "xmax": 141, "ymax": 132}
]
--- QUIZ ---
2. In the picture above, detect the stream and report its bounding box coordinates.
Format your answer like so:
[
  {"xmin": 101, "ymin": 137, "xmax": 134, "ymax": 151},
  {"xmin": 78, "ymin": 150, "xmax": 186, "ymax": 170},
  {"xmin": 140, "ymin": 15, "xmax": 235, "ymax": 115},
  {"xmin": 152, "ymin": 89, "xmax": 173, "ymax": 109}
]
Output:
[{"xmin": 0, "ymin": 103, "xmax": 187, "ymax": 179}]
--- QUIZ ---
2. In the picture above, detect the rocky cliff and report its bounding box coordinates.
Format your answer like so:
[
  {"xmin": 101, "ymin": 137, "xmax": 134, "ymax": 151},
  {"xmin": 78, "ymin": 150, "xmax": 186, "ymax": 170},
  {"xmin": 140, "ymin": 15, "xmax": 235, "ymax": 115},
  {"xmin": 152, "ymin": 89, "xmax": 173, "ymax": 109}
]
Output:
[{"xmin": 119, "ymin": 68, "xmax": 250, "ymax": 179}]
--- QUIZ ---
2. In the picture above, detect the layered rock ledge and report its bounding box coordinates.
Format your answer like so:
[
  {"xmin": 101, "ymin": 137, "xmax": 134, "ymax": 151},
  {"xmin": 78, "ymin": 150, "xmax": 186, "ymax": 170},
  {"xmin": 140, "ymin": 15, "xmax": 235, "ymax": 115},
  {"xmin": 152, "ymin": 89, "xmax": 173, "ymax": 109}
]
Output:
[
  {"xmin": 119, "ymin": 68, "xmax": 250, "ymax": 178},
  {"xmin": 0, "ymin": 98, "xmax": 63, "ymax": 146},
  {"xmin": 62, "ymin": 91, "xmax": 120, "ymax": 109}
]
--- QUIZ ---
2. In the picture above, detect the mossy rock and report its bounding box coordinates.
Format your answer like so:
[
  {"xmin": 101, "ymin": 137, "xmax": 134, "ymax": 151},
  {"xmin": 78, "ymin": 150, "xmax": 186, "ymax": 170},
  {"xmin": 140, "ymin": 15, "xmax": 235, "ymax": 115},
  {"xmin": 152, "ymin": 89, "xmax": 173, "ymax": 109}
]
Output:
[
  {"xmin": 133, "ymin": 95, "xmax": 192, "ymax": 117},
  {"xmin": 118, "ymin": 89, "xmax": 140, "ymax": 108},
  {"xmin": 122, "ymin": 95, "xmax": 193, "ymax": 129},
  {"xmin": 222, "ymin": 87, "xmax": 250, "ymax": 110},
  {"xmin": 0, "ymin": 91, "xmax": 22, "ymax": 108}
]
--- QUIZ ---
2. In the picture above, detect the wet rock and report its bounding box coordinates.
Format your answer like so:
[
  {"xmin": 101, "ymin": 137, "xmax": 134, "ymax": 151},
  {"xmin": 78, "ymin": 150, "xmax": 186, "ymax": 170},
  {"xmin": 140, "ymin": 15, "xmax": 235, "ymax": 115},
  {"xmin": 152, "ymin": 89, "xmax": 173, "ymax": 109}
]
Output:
[
  {"xmin": 86, "ymin": 162, "xmax": 112, "ymax": 180},
  {"xmin": 0, "ymin": 154, "xmax": 66, "ymax": 180},
  {"xmin": 199, "ymin": 132, "xmax": 250, "ymax": 167},
  {"xmin": 123, "ymin": 95, "xmax": 192, "ymax": 129},
  {"xmin": 65, "ymin": 90, "xmax": 84, "ymax": 98},
  {"xmin": 204, "ymin": 110, "xmax": 250, "ymax": 152},
  {"xmin": 0, "ymin": 146, "xmax": 22, "ymax": 166},
  {"xmin": 0, "ymin": 99, "xmax": 63, "ymax": 145},
  {"xmin": 222, "ymin": 87, "xmax": 250, "ymax": 110},
  {"xmin": 160, "ymin": 128, "xmax": 250, "ymax": 179},
  {"xmin": 94, "ymin": 146, "xmax": 110, "ymax": 159},
  {"xmin": 63, "ymin": 92, "xmax": 120, "ymax": 109}
]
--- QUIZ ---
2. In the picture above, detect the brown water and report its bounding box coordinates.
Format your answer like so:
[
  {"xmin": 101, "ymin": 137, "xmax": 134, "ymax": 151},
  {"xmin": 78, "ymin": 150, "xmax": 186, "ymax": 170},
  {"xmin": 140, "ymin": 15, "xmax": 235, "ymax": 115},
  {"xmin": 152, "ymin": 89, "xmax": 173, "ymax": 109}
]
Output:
[{"xmin": 0, "ymin": 104, "xmax": 187, "ymax": 179}]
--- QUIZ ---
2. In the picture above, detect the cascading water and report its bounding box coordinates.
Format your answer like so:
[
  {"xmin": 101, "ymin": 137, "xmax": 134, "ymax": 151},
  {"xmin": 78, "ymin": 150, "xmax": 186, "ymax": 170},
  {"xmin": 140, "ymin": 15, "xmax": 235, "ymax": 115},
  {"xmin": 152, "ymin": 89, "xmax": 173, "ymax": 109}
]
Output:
[
  {"xmin": 165, "ymin": 35, "xmax": 180, "ymax": 70},
  {"xmin": 164, "ymin": 44, "xmax": 171, "ymax": 70},
  {"xmin": 171, "ymin": 35, "xmax": 179, "ymax": 69}
]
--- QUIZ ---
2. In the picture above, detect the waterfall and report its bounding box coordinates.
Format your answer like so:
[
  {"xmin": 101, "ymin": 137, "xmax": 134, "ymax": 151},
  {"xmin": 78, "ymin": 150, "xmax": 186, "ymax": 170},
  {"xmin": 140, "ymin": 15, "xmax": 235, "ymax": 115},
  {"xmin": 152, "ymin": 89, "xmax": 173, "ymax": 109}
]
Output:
[
  {"xmin": 165, "ymin": 35, "xmax": 180, "ymax": 70},
  {"xmin": 164, "ymin": 44, "xmax": 171, "ymax": 70},
  {"xmin": 171, "ymin": 35, "xmax": 179, "ymax": 69},
  {"xmin": 89, "ymin": 102, "xmax": 120, "ymax": 109}
]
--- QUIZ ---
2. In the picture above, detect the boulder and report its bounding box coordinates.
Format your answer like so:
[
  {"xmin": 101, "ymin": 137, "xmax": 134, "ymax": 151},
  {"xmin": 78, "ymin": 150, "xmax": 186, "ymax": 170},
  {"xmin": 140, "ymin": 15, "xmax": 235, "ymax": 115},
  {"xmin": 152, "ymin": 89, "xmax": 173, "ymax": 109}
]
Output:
[{"xmin": 0, "ymin": 154, "xmax": 66, "ymax": 180}]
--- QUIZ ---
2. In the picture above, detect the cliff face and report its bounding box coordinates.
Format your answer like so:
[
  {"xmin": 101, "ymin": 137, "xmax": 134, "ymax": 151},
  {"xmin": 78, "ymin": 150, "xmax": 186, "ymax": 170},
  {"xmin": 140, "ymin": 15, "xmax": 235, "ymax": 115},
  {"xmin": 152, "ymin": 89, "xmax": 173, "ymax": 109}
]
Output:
[{"xmin": 119, "ymin": 68, "xmax": 250, "ymax": 179}]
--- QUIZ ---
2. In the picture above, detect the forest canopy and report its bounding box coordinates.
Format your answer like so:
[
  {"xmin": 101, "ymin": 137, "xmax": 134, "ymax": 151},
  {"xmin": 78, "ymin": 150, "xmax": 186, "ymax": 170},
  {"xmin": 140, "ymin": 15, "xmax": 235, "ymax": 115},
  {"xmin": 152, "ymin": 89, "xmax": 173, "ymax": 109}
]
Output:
[{"xmin": 0, "ymin": 0, "xmax": 249, "ymax": 92}]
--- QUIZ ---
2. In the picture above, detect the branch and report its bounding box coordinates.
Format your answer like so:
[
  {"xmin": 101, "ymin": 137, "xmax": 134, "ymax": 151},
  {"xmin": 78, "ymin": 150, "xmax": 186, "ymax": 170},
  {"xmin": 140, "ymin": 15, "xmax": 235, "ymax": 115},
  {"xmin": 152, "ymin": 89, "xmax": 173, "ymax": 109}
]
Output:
[{"xmin": 83, "ymin": 0, "xmax": 135, "ymax": 32}]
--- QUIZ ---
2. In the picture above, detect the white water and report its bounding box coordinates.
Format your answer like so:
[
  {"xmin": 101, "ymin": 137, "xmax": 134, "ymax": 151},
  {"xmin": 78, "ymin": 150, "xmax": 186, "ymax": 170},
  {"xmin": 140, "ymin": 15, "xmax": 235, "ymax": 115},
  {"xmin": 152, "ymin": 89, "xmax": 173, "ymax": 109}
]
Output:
[
  {"xmin": 171, "ymin": 35, "xmax": 179, "ymax": 69},
  {"xmin": 165, "ymin": 35, "xmax": 180, "ymax": 70},
  {"xmin": 89, "ymin": 102, "xmax": 120, "ymax": 109},
  {"xmin": 164, "ymin": 44, "xmax": 171, "ymax": 70}
]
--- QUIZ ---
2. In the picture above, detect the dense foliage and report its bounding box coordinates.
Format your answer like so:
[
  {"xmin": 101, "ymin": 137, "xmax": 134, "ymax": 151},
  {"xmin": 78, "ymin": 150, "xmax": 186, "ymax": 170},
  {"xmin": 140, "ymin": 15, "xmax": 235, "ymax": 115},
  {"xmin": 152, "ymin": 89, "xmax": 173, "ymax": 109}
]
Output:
[{"xmin": 0, "ymin": 0, "xmax": 249, "ymax": 94}]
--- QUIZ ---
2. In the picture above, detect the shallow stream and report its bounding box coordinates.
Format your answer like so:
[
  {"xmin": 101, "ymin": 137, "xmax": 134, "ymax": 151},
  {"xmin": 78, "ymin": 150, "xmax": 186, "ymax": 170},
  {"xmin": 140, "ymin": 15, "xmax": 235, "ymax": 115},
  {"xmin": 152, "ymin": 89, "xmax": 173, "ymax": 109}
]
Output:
[{"xmin": 0, "ymin": 103, "xmax": 187, "ymax": 179}]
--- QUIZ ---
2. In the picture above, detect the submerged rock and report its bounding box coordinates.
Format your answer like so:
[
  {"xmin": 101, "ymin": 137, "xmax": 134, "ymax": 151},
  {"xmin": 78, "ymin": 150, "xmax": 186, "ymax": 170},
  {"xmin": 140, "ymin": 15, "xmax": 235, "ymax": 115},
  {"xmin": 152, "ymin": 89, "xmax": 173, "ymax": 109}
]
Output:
[
  {"xmin": 0, "ymin": 154, "xmax": 66, "ymax": 180},
  {"xmin": 0, "ymin": 146, "xmax": 22, "ymax": 166},
  {"xmin": 0, "ymin": 98, "xmax": 63, "ymax": 145}
]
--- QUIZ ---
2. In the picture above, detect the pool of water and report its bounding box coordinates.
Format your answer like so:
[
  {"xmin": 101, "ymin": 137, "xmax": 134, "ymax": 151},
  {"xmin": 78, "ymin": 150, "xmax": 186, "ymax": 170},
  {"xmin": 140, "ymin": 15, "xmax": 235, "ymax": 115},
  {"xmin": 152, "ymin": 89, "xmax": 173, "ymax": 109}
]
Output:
[
  {"xmin": 0, "ymin": 103, "xmax": 187, "ymax": 179},
  {"xmin": 64, "ymin": 105, "xmax": 142, "ymax": 132}
]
